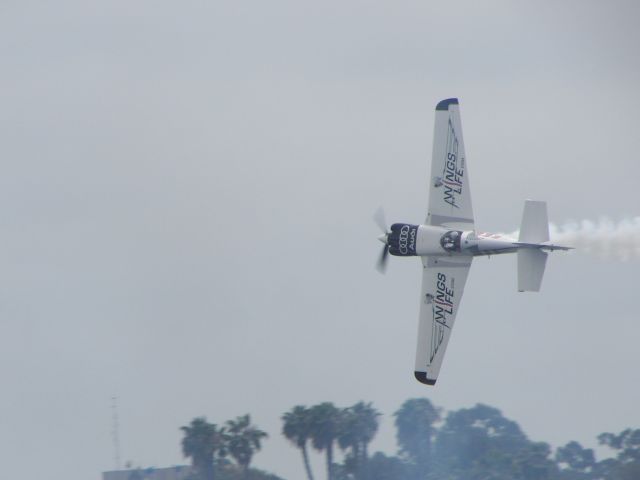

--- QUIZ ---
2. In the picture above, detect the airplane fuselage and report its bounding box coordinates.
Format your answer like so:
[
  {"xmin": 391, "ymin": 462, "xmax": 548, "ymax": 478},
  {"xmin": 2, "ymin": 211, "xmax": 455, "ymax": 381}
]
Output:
[
  {"xmin": 373, "ymin": 98, "xmax": 572, "ymax": 385},
  {"xmin": 384, "ymin": 223, "xmax": 518, "ymax": 258}
]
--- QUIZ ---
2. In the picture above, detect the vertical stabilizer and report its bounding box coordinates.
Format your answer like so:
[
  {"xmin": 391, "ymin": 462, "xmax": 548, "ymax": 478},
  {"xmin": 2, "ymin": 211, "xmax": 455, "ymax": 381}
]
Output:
[
  {"xmin": 518, "ymin": 249, "xmax": 547, "ymax": 292},
  {"xmin": 518, "ymin": 200, "xmax": 549, "ymax": 243},
  {"xmin": 518, "ymin": 200, "xmax": 549, "ymax": 292}
]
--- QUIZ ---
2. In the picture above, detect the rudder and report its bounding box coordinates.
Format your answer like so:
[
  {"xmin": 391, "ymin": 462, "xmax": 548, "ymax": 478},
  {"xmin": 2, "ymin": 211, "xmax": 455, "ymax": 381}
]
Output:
[
  {"xmin": 519, "ymin": 200, "xmax": 549, "ymax": 243},
  {"xmin": 518, "ymin": 249, "xmax": 547, "ymax": 292},
  {"xmin": 517, "ymin": 200, "xmax": 549, "ymax": 292}
]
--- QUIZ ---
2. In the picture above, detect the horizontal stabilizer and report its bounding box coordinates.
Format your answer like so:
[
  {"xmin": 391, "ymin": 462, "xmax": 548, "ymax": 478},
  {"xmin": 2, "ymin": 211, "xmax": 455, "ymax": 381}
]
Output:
[
  {"xmin": 514, "ymin": 242, "xmax": 573, "ymax": 252},
  {"xmin": 518, "ymin": 249, "xmax": 547, "ymax": 292}
]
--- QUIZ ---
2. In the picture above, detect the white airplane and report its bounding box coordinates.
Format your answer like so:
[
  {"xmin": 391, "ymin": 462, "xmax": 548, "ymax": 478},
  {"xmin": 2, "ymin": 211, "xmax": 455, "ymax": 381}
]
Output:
[{"xmin": 375, "ymin": 98, "xmax": 571, "ymax": 386}]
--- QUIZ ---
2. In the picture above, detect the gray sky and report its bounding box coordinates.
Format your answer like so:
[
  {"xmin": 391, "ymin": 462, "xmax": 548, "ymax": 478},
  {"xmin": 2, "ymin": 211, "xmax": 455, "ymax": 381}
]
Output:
[{"xmin": 1, "ymin": 1, "xmax": 639, "ymax": 479}]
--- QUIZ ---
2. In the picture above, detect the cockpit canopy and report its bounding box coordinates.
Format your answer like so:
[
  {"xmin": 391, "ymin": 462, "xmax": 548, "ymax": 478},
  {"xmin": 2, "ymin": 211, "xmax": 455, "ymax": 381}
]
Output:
[{"xmin": 440, "ymin": 230, "xmax": 463, "ymax": 252}]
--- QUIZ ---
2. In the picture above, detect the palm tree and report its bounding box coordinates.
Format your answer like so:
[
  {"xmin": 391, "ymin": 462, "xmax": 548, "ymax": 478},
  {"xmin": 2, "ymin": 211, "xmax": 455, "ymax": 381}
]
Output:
[
  {"xmin": 225, "ymin": 414, "xmax": 268, "ymax": 478},
  {"xmin": 282, "ymin": 405, "xmax": 316, "ymax": 480},
  {"xmin": 393, "ymin": 398, "xmax": 441, "ymax": 476},
  {"xmin": 338, "ymin": 402, "xmax": 381, "ymax": 479},
  {"xmin": 352, "ymin": 401, "xmax": 381, "ymax": 462},
  {"xmin": 309, "ymin": 402, "xmax": 342, "ymax": 480},
  {"xmin": 337, "ymin": 408, "xmax": 360, "ymax": 476},
  {"xmin": 180, "ymin": 417, "xmax": 226, "ymax": 480}
]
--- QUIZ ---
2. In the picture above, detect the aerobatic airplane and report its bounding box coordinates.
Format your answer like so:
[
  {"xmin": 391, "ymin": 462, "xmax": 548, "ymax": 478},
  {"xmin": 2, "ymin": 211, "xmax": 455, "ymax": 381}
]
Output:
[{"xmin": 374, "ymin": 98, "xmax": 571, "ymax": 386}]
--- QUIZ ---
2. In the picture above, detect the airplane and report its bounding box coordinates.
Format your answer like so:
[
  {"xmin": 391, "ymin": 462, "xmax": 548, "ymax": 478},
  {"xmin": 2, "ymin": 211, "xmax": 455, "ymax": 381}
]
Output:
[{"xmin": 374, "ymin": 98, "xmax": 571, "ymax": 386}]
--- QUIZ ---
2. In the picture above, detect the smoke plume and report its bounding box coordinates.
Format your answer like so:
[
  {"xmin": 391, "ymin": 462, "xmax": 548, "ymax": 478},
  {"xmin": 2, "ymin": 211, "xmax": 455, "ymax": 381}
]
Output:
[{"xmin": 549, "ymin": 217, "xmax": 640, "ymax": 260}]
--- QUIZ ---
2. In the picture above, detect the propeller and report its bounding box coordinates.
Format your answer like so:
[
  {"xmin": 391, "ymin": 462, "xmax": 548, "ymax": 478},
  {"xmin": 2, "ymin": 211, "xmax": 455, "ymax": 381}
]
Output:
[{"xmin": 373, "ymin": 207, "xmax": 390, "ymax": 273}]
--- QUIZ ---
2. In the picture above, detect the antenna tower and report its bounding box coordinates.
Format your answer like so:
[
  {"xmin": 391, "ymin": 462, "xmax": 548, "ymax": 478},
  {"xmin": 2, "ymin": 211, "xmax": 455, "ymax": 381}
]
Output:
[{"xmin": 111, "ymin": 396, "xmax": 122, "ymax": 470}]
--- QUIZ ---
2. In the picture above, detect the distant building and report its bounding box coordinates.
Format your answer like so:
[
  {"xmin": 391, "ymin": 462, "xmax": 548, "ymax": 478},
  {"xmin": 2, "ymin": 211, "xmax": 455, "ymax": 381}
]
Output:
[{"xmin": 102, "ymin": 465, "xmax": 193, "ymax": 480}]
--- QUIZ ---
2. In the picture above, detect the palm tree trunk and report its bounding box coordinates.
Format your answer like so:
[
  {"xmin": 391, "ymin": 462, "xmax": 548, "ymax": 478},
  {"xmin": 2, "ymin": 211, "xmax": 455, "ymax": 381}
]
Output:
[
  {"xmin": 352, "ymin": 444, "xmax": 360, "ymax": 480},
  {"xmin": 360, "ymin": 443, "xmax": 369, "ymax": 480},
  {"xmin": 326, "ymin": 442, "xmax": 334, "ymax": 480},
  {"xmin": 204, "ymin": 459, "xmax": 215, "ymax": 480},
  {"xmin": 301, "ymin": 445, "xmax": 315, "ymax": 480}
]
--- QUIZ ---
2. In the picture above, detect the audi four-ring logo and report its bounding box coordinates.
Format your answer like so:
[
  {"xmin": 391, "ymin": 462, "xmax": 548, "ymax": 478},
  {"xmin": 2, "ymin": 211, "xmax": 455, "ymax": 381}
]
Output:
[{"xmin": 399, "ymin": 225, "xmax": 416, "ymax": 254}]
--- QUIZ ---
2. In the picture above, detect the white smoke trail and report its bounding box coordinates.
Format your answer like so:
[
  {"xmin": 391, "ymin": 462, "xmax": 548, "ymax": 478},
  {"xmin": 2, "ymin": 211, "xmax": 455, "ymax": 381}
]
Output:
[
  {"xmin": 503, "ymin": 217, "xmax": 640, "ymax": 260},
  {"xmin": 549, "ymin": 217, "xmax": 640, "ymax": 261}
]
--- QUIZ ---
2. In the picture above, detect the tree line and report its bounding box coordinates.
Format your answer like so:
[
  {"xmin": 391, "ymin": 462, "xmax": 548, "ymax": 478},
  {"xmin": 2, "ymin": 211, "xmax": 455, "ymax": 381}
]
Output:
[
  {"xmin": 179, "ymin": 399, "xmax": 640, "ymax": 480},
  {"xmin": 180, "ymin": 414, "xmax": 273, "ymax": 480}
]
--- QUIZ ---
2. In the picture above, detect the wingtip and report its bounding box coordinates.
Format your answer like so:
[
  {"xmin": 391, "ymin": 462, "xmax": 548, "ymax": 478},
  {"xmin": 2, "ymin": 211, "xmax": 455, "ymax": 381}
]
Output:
[
  {"xmin": 414, "ymin": 371, "xmax": 436, "ymax": 385},
  {"xmin": 436, "ymin": 98, "xmax": 459, "ymax": 111}
]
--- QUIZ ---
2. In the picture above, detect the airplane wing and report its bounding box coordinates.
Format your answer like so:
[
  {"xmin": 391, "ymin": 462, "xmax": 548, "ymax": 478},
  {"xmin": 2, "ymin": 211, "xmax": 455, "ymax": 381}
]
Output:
[
  {"xmin": 414, "ymin": 255, "xmax": 472, "ymax": 385},
  {"xmin": 426, "ymin": 98, "xmax": 474, "ymax": 231}
]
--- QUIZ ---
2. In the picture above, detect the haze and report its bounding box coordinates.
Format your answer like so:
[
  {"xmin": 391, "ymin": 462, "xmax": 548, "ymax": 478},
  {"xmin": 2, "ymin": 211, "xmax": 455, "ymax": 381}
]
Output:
[{"xmin": 1, "ymin": 2, "xmax": 639, "ymax": 479}]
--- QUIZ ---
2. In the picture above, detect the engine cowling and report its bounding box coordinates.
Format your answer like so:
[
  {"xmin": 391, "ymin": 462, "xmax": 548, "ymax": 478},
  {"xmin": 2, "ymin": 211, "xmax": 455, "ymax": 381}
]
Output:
[
  {"xmin": 388, "ymin": 223, "xmax": 419, "ymax": 256},
  {"xmin": 388, "ymin": 224, "xmax": 475, "ymax": 257}
]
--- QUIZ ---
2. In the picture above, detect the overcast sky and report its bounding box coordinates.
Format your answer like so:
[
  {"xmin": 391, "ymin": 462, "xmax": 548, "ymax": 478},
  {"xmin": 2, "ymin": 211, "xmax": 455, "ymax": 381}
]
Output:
[{"xmin": 1, "ymin": 1, "xmax": 639, "ymax": 479}]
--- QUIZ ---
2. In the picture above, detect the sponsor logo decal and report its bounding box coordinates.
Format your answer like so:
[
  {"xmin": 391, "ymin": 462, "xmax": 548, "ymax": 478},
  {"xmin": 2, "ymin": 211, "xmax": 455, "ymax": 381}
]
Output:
[
  {"xmin": 389, "ymin": 224, "xmax": 419, "ymax": 257},
  {"xmin": 398, "ymin": 225, "xmax": 417, "ymax": 255},
  {"xmin": 442, "ymin": 120, "xmax": 465, "ymax": 209},
  {"xmin": 430, "ymin": 272, "xmax": 455, "ymax": 362}
]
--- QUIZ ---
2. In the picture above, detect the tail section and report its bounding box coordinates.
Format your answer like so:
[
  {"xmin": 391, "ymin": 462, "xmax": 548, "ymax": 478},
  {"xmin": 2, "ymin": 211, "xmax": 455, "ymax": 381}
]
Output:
[
  {"xmin": 518, "ymin": 249, "xmax": 547, "ymax": 292},
  {"xmin": 518, "ymin": 200, "xmax": 549, "ymax": 243},
  {"xmin": 517, "ymin": 200, "xmax": 549, "ymax": 292}
]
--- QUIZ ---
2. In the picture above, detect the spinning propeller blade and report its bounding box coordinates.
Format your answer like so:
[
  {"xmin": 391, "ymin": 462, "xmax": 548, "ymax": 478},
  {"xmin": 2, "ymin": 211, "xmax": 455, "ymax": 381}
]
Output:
[
  {"xmin": 373, "ymin": 207, "xmax": 387, "ymax": 234},
  {"xmin": 376, "ymin": 244, "xmax": 389, "ymax": 273},
  {"xmin": 373, "ymin": 207, "xmax": 390, "ymax": 273}
]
